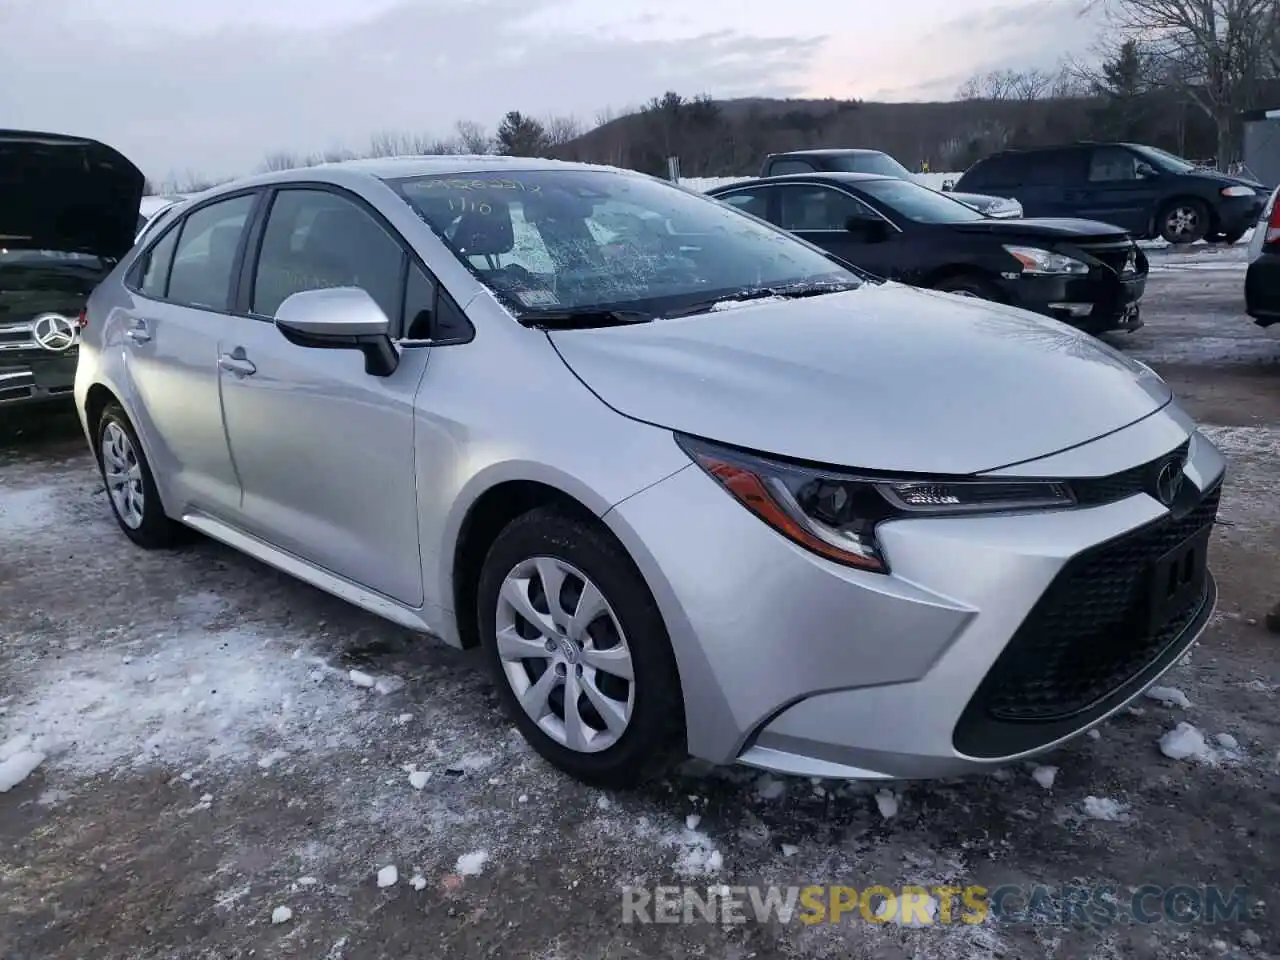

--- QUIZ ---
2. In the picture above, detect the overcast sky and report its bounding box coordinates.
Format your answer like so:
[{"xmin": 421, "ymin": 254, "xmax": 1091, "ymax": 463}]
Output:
[{"xmin": 0, "ymin": 0, "xmax": 1105, "ymax": 182}]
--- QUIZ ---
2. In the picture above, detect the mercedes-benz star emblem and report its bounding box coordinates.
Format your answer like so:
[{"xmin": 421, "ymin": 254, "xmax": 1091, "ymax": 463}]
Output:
[
  {"xmin": 1154, "ymin": 458, "xmax": 1184, "ymax": 507},
  {"xmin": 32, "ymin": 313, "xmax": 79, "ymax": 352}
]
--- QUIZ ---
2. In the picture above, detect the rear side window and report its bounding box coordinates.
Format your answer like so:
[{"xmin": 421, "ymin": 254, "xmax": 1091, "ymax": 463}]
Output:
[
  {"xmin": 167, "ymin": 194, "xmax": 256, "ymax": 311},
  {"xmin": 1089, "ymin": 146, "xmax": 1141, "ymax": 182},
  {"xmin": 138, "ymin": 226, "xmax": 180, "ymax": 299},
  {"xmin": 960, "ymin": 154, "xmax": 1020, "ymax": 189},
  {"xmin": 768, "ymin": 159, "xmax": 816, "ymax": 175},
  {"xmin": 1022, "ymin": 151, "xmax": 1081, "ymax": 185},
  {"xmin": 717, "ymin": 190, "xmax": 770, "ymax": 219}
]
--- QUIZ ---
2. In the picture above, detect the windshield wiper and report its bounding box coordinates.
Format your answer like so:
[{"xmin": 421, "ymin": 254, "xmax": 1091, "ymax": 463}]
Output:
[
  {"xmin": 516, "ymin": 308, "xmax": 654, "ymax": 330},
  {"xmin": 665, "ymin": 280, "xmax": 860, "ymax": 319}
]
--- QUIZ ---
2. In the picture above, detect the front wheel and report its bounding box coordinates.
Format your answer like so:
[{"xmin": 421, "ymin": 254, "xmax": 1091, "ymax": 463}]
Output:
[
  {"xmin": 1159, "ymin": 199, "xmax": 1210, "ymax": 244},
  {"xmin": 96, "ymin": 404, "xmax": 185, "ymax": 548},
  {"xmin": 932, "ymin": 274, "xmax": 1001, "ymax": 301},
  {"xmin": 476, "ymin": 507, "xmax": 684, "ymax": 787}
]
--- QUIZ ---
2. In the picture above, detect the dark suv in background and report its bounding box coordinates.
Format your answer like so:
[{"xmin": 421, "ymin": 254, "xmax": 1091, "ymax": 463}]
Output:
[{"xmin": 953, "ymin": 142, "xmax": 1268, "ymax": 245}]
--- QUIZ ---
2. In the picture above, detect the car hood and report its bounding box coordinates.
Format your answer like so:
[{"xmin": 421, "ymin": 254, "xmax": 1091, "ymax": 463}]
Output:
[
  {"xmin": 1188, "ymin": 170, "xmax": 1268, "ymax": 192},
  {"xmin": 950, "ymin": 191, "xmax": 1014, "ymax": 207},
  {"xmin": 549, "ymin": 284, "xmax": 1171, "ymax": 475},
  {"xmin": 948, "ymin": 217, "xmax": 1130, "ymax": 243},
  {"xmin": 0, "ymin": 129, "xmax": 146, "ymax": 260}
]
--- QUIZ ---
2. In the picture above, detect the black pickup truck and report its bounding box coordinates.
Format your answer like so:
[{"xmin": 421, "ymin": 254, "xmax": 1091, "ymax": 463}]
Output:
[{"xmin": 759, "ymin": 149, "xmax": 1023, "ymax": 218}]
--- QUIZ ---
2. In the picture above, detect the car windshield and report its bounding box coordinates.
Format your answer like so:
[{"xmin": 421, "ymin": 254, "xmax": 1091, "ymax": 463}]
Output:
[
  {"xmin": 387, "ymin": 169, "xmax": 859, "ymax": 317},
  {"xmin": 826, "ymin": 153, "xmax": 914, "ymax": 179},
  {"xmin": 855, "ymin": 178, "xmax": 988, "ymax": 223},
  {"xmin": 1131, "ymin": 145, "xmax": 1199, "ymax": 174}
]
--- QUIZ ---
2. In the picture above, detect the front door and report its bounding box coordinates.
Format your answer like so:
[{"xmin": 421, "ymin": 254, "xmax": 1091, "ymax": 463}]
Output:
[
  {"xmin": 119, "ymin": 192, "xmax": 257, "ymax": 515},
  {"xmin": 774, "ymin": 184, "xmax": 900, "ymax": 279},
  {"xmin": 1073, "ymin": 146, "xmax": 1158, "ymax": 234},
  {"xmin": 217, "ymin": 186, "xmax": 428, "ymax": 607}
]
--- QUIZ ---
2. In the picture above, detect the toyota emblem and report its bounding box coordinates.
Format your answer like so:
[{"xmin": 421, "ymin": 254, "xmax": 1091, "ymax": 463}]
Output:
[
  {"xmin": 32, "ymin": 313, "xmax": 79, "ymax": 352},
  {"xmin": 1154, "ymin": 458, "xmax": 1184, "ymax": 506}
]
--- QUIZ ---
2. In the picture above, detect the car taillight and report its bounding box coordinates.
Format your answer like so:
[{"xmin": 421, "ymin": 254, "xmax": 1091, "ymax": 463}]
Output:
[
  {"xmin": 1266, "ymin": 193, "xmax": 1280, "ymax": 246},
  {"xmin": 77, "ymin": 307, "xmax": 87, "ymax": 329}
]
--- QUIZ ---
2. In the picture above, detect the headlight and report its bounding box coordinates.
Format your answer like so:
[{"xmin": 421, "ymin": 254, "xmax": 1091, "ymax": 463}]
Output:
[
  {"xmin": 1221, "ymin": 185, "xmax": 1255, "ymax": 198},
  {"xmin": 1003, "ymin": 245, "xmax": 1089, "ymax": 276},
  {"xmin": 677, "ymin": 435, "xmax": 1076, "ymax": 574}
]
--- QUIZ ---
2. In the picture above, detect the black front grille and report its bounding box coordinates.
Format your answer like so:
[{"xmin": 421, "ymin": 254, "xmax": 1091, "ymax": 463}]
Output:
[
  {"xmin": 1077, "ymin": 241, "xmax": 1137, "ymax": 275},
  {"xmin": 1071, "ymin": 440, "xmax": 1190, "ymax": 506},
  {"xmin": 963, "ymin": 483, "xmax": 1220, "ymax": 727},
  {"xmin": 0, "ymin": 327, "xmax": 33, "ymax": 347}
]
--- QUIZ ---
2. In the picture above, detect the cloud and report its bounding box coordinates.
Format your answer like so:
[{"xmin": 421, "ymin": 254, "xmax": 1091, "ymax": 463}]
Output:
[
  {"xmin": 861, "ymin": 0, "xmax": 1107, "ymax": 100},
  {"xmin": 0, "ymin": 0, "xmax": 822, "ymax": 181}
]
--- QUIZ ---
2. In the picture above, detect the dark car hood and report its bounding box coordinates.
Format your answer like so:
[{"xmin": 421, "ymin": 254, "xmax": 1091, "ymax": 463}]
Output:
[
  {"xmin": 0, "ymin": 129, "xmax": 146, "ymax": 260},
  {"xmin": 1187, "ymin": 170, "xmax": 1268, "ymax": 191},
  {"xmin": 948, "ymin": 217, "xmax": 1130, "ymax": 242},
  {"xmin": 549, "ymin": 283, "xmax": 1171, "ymax": 475}
]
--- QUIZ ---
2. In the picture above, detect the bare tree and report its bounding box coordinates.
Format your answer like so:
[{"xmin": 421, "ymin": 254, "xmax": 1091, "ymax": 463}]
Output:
[
  {"xmin": 957, "ymin": 68, "xmax": 1025, "ymax": 100},
  {"xmin": 1103, "ymin": 0, "xmax": 1279, "ymax": 164},
  {"xmin": 1010, "ymin": 68, "xmax": 1055, "ymax": 100},
  {"xmin": 544, "ymin": 114, "xmax": 583, "ymax": 145},
  {"xmin": 454, "ymin": 119, "xmax": 492, "ymax": 154}
]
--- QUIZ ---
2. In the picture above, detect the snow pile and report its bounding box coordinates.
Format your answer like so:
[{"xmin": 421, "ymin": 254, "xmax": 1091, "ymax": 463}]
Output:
[
  {"xmin": 1081, "ymin": 797, "xmax": 1130, "ymax": 822},
  {"xmin": 455, "ymin": 850, "xmax": 489, "ymax": 876},
  {"xmin": 1145, "ymin": 686, "xmax": 1192, "ymax": 708},
  {"xmin": 0, "ymin": 621, "xmax": 376, "ymax": 779},
  {"xmin": 1157, "ymin": 721, "xmax": 1245, "ymax": 764},
  {"xmin": 376, "ymin": 865, "xmax": 398, "ymax": 888},
  {"xmin": 1031, "ymin": 766, "xmax": 1058, "ymax": 790},
  {"xmin": 875, "ymin": 789, "xmax": 900, "ymax": 819},
  {"xmin": 0, "ymin": 734, "xmax": 46, "ymax": 793},
  {"xmin": 875, "ymin": 892, "xmax": 940, "ymax": 927}
]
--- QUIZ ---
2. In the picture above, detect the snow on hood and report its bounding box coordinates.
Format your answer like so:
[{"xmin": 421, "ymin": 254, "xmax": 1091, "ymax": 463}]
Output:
[{"xmin": 549, "ymin": 283, "xmax": 1171, "ymax": 475}]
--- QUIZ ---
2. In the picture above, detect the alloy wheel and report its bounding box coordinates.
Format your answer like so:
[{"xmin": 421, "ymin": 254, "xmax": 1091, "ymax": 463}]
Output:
[
  {"xmin": 494, "ymin": 556, "xmax": 635, "ymax": 754},
  {"xmin": 101, "ymin": 421, "xmax": 145, "ymax": 529},
  {"xmin": 1165, "ymin": 205, "xmax": 1201, "ymax": 241}
]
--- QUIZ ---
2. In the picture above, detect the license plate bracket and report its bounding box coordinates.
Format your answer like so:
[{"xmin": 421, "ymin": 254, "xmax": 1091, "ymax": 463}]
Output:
[{"xmin": 1146, "ymin": 524, "xmax": 1210, "ymax": 632}]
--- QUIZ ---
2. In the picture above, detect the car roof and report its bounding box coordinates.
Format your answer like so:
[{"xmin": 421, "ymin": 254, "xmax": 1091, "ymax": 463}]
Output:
[
  {"xmin": 191, "ymin": 155, "xmax": 651, "ymax": 197},
  {"xmin": 767, "ymin": 148, "xmax": 887, "ymax": 158},
  {"xmin": 712, "ymin": 172, "xmax": 895, "ymax": 188}
]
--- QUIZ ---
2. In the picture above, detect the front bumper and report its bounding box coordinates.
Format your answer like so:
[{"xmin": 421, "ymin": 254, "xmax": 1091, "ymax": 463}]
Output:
[
  {"xmin": 1217, "ymin": 195, "xmax": 1267, "ymax": 237},
  {"xmin": 1001, "ymin": 272, "xmax": 1147, "ymax": 334},
  {"xmin": 1245, "ymin": 251, "xmax": 1280, "ymax": 327},
  {"xmin": 0, "ymin": 352, "xmax": 78, "ymax": 407},
  {"xmin": 606, "ymin": 405, "xmax": 1225, "ymax": 780}
]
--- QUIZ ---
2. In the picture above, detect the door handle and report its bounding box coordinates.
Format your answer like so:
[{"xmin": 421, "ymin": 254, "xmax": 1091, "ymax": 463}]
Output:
[
  {"xmin": 218, "ymin": 351, "xmax": 257, "ymax": 377},
  {"xmin": 125, "ymin": 319, "xmax": 152, "ymax": 343}
]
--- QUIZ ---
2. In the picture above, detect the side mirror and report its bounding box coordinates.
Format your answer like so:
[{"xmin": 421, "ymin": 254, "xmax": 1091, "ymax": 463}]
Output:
[
  {"xmin": 275, "ymin": 286, "xmax": 399, "ymax": 377},
  {"xmin": 941, "ymin": 180, "xmax": 955, "ymax": 192},
  {"xmin": 1136, "ymin": 163, "xmax": 1160, "ymax": 179}
]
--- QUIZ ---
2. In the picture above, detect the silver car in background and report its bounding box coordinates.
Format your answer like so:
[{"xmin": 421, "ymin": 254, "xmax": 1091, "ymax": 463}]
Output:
[{"xmin": 76, "ymin": 155, "xmax": 1224, "ymax": 787}]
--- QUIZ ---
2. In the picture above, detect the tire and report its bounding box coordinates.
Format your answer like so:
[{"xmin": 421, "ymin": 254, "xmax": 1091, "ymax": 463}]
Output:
[
  {"xmin": 96, "ymin": 403, "xmax": 184, "ymax": 548},
  {"xmin": 476, "ymin": 506, "xmax": 684, "ymax": 788},
  {"xmin": 1158, "ymin": 199, "xmax": 1210, "ymax": 244},
  {"xmin": 932, "ymin": 274, "xmax": 1001, "ymax": 301}
]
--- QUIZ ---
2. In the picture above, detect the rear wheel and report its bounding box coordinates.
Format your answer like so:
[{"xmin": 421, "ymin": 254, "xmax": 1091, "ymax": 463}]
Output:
[
  {"xmin": 1159, "ymin": 199, "xmax": 1210, "ymax": 244},
  {"xmin": 96, "ymin": 404, "xmax": 184, "ymax": 548},
  {"xmin": 932, "ymin": 274, "xmax": 1001, "ymax": 301},
  {"xmin": 476, "ymin": 507, "xmax": 684, "ymax": 787}
]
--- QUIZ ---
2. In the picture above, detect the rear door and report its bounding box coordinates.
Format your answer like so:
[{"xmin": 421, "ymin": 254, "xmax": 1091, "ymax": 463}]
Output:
[
  {"xmin": 1011, "ymin": 149, "xmax": 1084, "ymax": 219},
  {"xmin": 216, "ymin": 185, "xmax": 430, "ymax": 606},
  {"xmin": 119, "ymin": 192, "xmax": 258, "ymax": 516},
  {"xmin": 1073, "ymin": 146, "xmax": 1157, "ymax": 232}
]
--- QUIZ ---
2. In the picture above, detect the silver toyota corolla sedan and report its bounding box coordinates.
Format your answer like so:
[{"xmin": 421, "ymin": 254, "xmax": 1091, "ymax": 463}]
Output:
[{"xmin": 73, "ymin": 155, "xmax": 1225, "ymax": 787}]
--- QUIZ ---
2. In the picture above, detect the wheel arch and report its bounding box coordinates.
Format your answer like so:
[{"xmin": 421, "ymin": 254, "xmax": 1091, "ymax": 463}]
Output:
[
  {"xmin": 1150, "ymin": 194, "xmax": 1217, "ymax": 241},
  {"xmin": 923, "ymin": 265, "xmax": 1005, "ymax": 301}
]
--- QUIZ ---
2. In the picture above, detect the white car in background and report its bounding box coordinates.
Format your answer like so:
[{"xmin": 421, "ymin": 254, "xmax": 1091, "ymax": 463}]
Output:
[{"xmin": 136, "ymin": 195, "xmax": 188, "ymax": 241}]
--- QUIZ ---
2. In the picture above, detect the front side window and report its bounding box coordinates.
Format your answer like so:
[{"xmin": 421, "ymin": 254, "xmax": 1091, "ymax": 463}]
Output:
[
  {"xmin": 167, "ymin": 194, "xmax": 256, "ymax": 311},
  {"xmin": 387, "ymin": 169, "xmax": 858, "ymax": 317},
  {"xmin": 251, "ymin": 189, "xmax": 405, "ymax": 320},
  {"xmin": 855, "ymin": 178, "xmax": 987, "ymax": 223},
  {"xmin": 1131, "ymin": 144, "xmax": 1198, "ymax": 174},
  {"xmin": 1089, "ymin": 147, "xmax": 1141, "ymax": 182},
  {"xmin": 777, "ymin": 186, "xmax": 876, "ymax": 231}
]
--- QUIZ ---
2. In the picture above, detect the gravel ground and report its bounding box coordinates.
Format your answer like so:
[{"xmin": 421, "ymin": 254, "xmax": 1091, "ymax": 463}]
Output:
[{"xmin": 2, "ymin": 250, "xmax": 1278, "ymax": 960}]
